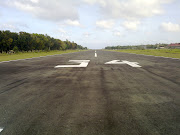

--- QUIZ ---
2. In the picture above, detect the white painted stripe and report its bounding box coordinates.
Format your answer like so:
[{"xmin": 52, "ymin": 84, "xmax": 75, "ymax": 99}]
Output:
[
  {"xmin": 0, "ymin": 61, "xmax": 10, "ymax": 63},
  {"xmin": 122, "ymin": 60, "xmax": 141, "ymax": 67},
  {"xmin": 105, "ymin": 60, "xmax": 125, "ymax": 64},
  {"xmin": 0, "ymin": 127, "xmax": 3, "ymax": 132},
  {"xmin": 105, "ymin": 60, "xmax": 141, "ymax": 67},
  {"xmin": 95, "ymin": 53, "xmax": 97, "ymax": 57},
  {"xmin": 10, "ymin": 60, "xmax": 20, "ymax": 61},
  {"xmin": 55, "ymin": 60, "xmax": 90, "ymax": 68}
]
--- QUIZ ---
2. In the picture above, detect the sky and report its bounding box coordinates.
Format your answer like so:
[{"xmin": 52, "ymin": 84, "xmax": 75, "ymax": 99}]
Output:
[{"xmin": 0, "ymin": 0, "xmax": 180, "ymax": 49}]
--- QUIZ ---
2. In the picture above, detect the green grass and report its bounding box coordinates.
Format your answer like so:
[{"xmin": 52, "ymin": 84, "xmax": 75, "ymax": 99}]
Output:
[
  {"xmin": 106, "ymin": 49, "xmax": 180, "ymax": 58},
  {"xmin": 0, "ymin": 50, "xmax": 85, "ymax": 62}
]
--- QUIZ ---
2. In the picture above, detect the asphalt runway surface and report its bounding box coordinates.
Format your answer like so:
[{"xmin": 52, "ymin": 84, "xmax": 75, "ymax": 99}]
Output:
[{"xmin": 0, "ymin": 50, "xmax": 180, "ymax": 135}]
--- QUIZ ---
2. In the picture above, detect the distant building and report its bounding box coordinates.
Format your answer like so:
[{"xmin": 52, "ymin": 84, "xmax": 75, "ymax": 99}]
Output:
[{"xmin": 167, "ymin": 43, "xmax": 180, "ymax": 49}]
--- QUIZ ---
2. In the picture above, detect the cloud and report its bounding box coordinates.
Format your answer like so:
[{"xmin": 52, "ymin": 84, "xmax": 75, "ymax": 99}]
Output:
[
  {"xmin": 0, "ymin": 22, "xmax": 29, "ymax": 31},
  {"xmin": 65, "ymin": 20, "xmax": 81, "ymax": 27},
  {"xmin": 18, "ymin": 23, "xmax": 29, "ymax": 28},
  {"xmin": 160, "ymin": 22, "xmax": 180, "ymax": 32},
  {"xmin": 113, "ymin": 31, "xmax": 122, "ymax": 37},
  {"xmin": 58, "ymin": 28, "xmax": 67, "ymax": 34},
  {"xmin": 30, "ymin": 0, "xmax": 39, "ymax": 4},
  {"xmin": 3, "ymin": 0, "xmax": 80, "ymax": 22},
  {"xmin": 83, "ymin": 0, "xmax": 174, "ymax": 20},
  {"xmin": 83, "ymin": 32, "xmax": 91, "ymax": 37},
  {"xmin": 83, "ymin": 0, "xmax": 106, "ymax": 6},
  {"xmin": 96, "ymin": 20, "xmax": 114, "ymax": 29},
  {"xmin": 123, "ymin": 21, "xmax": 140, "ymax": 31},
  {"xmin": 0, "ymin": 24, "xmax": 19, "ymax": 31},
  {"xmin": 55, "ymin": 33, "xmax": 70, "ymax": 41}
]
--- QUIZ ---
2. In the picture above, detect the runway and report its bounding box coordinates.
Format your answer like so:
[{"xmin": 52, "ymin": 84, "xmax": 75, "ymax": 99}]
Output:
[{"xmin": 0, "ymin": 50, "xmax": 179, "ymax": 135}]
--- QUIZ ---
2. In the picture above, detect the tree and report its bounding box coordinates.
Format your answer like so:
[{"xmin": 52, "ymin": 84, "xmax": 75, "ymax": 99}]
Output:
[
  {"xmin": 60, "ymin": 41, "xmax": 67, "ymax": 50},
  {"xmin": 0, "ymin": 30, "xmax": 87, "ymax": 52},
  {"xmin": 1, "ymin": 38, "xmax": 13, "ymax": 53},
  {"xmin": 13, "ymin": 46, "xmax": 19, "ymax": 53}
]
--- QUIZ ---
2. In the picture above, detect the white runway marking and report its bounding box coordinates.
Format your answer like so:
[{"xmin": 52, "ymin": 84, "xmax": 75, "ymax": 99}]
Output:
[
  {"xmin": 0, "ymin": 61, "xmax": 10, "ymax": 63},
  {"xmin": 0, "ymin": 127, "xmax": 3, "ymax": 133},
  {"xmin": 55, "ymin": 60, "xmax": 90, "ymax": 68},
  {"xmin": 172, "ymin": 58, "xmax": 179, "ymax": 60},
  {"xmin": 105, "ymin": 60, "xmax": 141, "ymax": 67},
  {"xmin": 122, "ymin": 60, "xmax": 141, "ymax": 67},
  {"xmin": 105, "ymin": 60, "xmax": 125, "ymax": 64},
  {"xmin": 95, "ymin": 53, "xmax": 97, "ymax": 57}
]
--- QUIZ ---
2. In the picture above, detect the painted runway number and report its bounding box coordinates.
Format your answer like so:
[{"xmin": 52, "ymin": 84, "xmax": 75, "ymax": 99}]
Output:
[
  {"xmin": 55, "ymin": 60, "xmax": 90, "ymax": 68},
  {"xmin": 0, "ymin": 127, "xmax": 3, "ymax": 133},
  {"xmin": 105, "ymin": 60, "xmax": 141, "ymax": 67},
  {"xmin": 55, "ymin": 60, "xmax": 141, "ymax": 68}
]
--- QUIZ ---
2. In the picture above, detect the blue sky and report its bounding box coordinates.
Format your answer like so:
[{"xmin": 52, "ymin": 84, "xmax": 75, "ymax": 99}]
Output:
[{"xmin": 0, "ymin": 0, "xmax": 180, "ymax": 49}]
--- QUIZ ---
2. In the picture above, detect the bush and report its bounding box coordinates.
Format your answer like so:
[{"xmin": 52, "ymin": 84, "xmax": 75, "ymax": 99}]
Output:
[{"xmin": 13, "ymin": 46, "xmax": 19, "ymax": 53}]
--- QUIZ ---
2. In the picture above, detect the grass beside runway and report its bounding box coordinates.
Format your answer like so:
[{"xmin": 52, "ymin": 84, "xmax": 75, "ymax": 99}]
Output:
[
  {"xmin": 106, "ymin": 49, "xmax": 180, "ymax": 58},
  {"xmin": 0, "ymin": 50, "xmax": 85, "ymax": 62}
]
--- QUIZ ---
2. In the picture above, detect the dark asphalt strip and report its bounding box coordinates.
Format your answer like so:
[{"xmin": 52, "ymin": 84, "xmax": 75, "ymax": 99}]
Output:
[{"xmin": 0, "ymin": 50, "xmax": 179, "ymax": 135}]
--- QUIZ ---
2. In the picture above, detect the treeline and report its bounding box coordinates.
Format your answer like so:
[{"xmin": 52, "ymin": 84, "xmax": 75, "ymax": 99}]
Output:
[
  {"xmin": 105, "ymin": 44, "xmax": 168, "ymax": 50},
  {"xmin": 0, "ymin": 30, "xmax": 87, "ymax": 53}
]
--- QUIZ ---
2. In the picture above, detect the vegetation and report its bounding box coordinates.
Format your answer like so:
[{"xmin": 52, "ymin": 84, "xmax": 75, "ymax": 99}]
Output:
[
  {"xmin": 0, "ymin": 30, "xmax": 87, "ymax": 53},
  {"xmin": 0, "ymin": 50, "xmax": 84, "ymax": 62},
  {"xmin": 105, "ymin": 44, "xmax": 168, "ymax": 50},
  {"xmin": 107, "ymin": 49, "xmax": 180, "ymax": 58},
  {"xmin": 105, "ymin": 43, "xmax": 180, "ymax": 58}
]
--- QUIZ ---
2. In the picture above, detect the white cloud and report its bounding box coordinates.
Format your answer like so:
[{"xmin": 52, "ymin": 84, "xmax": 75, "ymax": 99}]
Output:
[
  {"xmin": 65, "ymin": 20, "xmax": 81, "ymax": 27},
  {"xmin": 83, "ymin": 32, "xmax": 91, "ymax": 37},
  {"xmin": 14, "ymin": 1, "xmax": 35, "ymax": 12},
  {"xmin": 161, "ymin": 22, "xmax": 180, "ymax": 32},
  {"xmin": 58, "ymin": 34, "xmax": 70, "ymax": 41},
  {"xmin": 0, "ymin": 24, "xmax": 19, "ymax": 31},
  {"xmin": 113, "ymin": 31, "xmax": 122, "ymax": 37},
  {"xmin": 30, "ymin": 0, "xmax": 39, "ymax": 3},
  {"xmin": 83, "ymin": 0, "xmax": 106, "ymax": 6},
  {"xmin": 18, "ymin": 23, "xmax": 29, "ymax": 28},
  {"xmin": 83, "ymin": 0, "xmax": 174, "ymax": 20},
  {"xmin": 58, "ymin": 28, "xmax": 67, "ymax": 34},
  {"xmin": 0, "ymin": 0, "xmax": 175, "ymax": 23},
  {"xmin": 123, "ymin": 21, "xmax": 140, "ymax": 31},
  {"xmin": 96, "ymin": 20, "xmax": 114, "ymax": 29},
  {"xmin": 4, "ymin": 0, "xmax": 80, "ymax": 22},
  {"xmin": 0, "ymin": 22, "xmax": 29, "ymax": 31}
]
